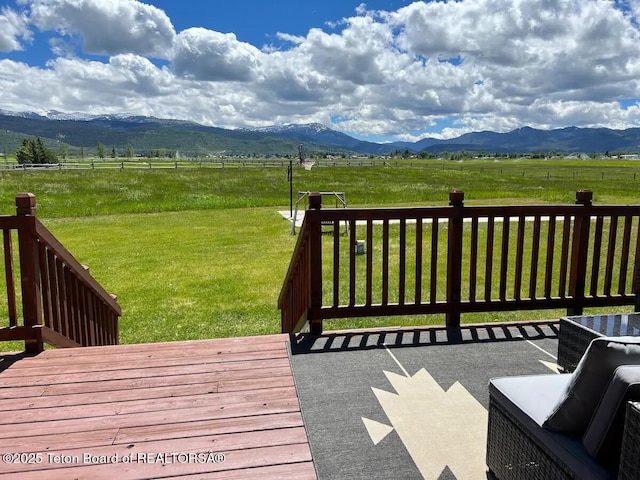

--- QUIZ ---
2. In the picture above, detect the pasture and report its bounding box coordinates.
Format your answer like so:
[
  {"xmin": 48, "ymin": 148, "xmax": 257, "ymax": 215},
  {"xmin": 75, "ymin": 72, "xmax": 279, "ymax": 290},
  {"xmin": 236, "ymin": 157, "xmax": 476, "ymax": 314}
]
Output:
[{"xmin": 0, "ymin": 158, "xmax": 639, "ymax": 350}]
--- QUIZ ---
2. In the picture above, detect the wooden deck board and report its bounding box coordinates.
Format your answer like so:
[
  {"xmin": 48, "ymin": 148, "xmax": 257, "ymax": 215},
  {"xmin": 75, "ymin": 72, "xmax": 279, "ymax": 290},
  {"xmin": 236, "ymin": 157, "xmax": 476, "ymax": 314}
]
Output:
[
  {"xmin": 0, "ymin": 357, "xmax": 291, "ymax": 387},
  {"xmin": 0, "ymin": 335, "xmax": 317, "ymax": 479},
  {"xmin": 0, "ymin": 349, "xmax": 290, "ymax": 376}
]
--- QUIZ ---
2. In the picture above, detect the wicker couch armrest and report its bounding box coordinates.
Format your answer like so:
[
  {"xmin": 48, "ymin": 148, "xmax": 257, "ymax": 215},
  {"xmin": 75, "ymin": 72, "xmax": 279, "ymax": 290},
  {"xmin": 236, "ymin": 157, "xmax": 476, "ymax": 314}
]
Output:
[{"xmin": 618, "ymin": 401, "xmax": 640, "ymax": 480}]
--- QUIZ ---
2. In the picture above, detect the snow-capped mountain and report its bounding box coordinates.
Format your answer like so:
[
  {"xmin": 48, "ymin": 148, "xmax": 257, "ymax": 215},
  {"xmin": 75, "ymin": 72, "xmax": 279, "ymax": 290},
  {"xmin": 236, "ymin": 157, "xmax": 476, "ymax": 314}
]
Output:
[
  {"xmin": 2, "ymin": 108, "xmax": 640, "ymax": 155},
  {"xmin": 243, "ymin": 123, "xmax": 395, "ymax": 155}
]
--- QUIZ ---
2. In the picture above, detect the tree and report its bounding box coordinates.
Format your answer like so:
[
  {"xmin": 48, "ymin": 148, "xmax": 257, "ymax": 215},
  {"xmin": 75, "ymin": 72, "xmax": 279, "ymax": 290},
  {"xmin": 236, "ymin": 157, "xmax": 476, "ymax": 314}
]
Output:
[
  {"xmin": 111, "ymin": 146, "xmax": 117, "ymax": 158},
  {"xmin": 125, "ymin": 144, "xmax": 134, "ymax": 158},
  {"xmin": 58, "ymin": 143, "xmax": 68, "ymax": 160},
  {"xmin": 15, "ymin": 139, "xmax": 31, "ymax": 164},
  {"xmin": 96, "ymin": 142, "xmax": 106, "ymax": 159},
  {"xmin": 15, "ymin": 138, "xmax": 57, "ymax": 164}
]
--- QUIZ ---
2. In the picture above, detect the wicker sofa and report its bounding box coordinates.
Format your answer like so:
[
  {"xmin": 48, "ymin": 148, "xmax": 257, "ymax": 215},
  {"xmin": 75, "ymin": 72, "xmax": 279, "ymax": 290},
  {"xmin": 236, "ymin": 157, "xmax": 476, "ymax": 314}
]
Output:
[{"xmin": 486, "ymin": 337, "xmax": 640, "ymax": 480}]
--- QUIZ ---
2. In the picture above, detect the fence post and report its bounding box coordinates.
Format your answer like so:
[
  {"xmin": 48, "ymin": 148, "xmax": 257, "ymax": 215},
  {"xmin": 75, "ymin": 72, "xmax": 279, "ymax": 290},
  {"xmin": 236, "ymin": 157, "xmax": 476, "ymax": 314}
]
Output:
[
  {"xmin": 308, "ymin": 192, "xmax": 323, "ymax": 335},
  {"xmin": 568, "ymin": 190, "xmax": 592, "ymax": 316},
  {"xmin": 446, "ymin": 190, "xmax": 464, "ymax": 342},
  {"xmin": 15, "ymin": 193, "xmax": 43, "ymax": 353}
]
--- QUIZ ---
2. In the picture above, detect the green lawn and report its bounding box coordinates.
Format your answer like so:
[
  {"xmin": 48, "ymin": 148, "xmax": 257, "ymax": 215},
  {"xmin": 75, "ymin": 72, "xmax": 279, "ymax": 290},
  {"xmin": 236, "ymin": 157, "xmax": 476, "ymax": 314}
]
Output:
[
  {"xmin": 44, "ymin": 209, "xmax": 296, "ymax": 343},
  {"xmin": 0, "ymin": 159, "xmax": 639, "ymax": 350}
]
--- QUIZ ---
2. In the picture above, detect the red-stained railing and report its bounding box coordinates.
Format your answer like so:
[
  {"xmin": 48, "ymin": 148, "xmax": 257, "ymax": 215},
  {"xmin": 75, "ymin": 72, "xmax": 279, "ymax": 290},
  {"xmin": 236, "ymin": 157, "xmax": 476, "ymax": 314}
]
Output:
[
  {"xmin": 0, "ymin": 194, "xmax": 121, "ymax": 352},
  {"xmin": 278, "ymin": 190, "xmax": 640, "ymax": 336}
]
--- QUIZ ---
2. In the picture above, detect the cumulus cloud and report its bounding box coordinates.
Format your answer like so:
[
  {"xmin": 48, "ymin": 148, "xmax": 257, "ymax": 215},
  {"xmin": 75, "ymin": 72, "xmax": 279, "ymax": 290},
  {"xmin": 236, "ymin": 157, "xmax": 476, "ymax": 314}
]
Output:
[
  {"xmin": 172, "ymin": 28, "xmax": 262, "ymax": 81},
  {"xmin": 22, "ymin": 0, "xmax": 176, "ymax": 58},
  {"xmin": 3, "ymin": 0, "xmax": 640, "ymax": 141},
  {"xmin": 299, "ymin": 17, "xmax": 389, "ymax": 86},
  {"xmin": 0, "ymin": 7, "xmax": 31, "ymax": 51}
]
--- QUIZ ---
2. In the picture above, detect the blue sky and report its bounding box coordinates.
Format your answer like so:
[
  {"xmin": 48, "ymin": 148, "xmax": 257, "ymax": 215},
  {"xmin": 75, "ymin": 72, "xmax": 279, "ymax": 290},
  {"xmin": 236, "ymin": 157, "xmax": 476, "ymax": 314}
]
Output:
[
  {"xmin": 2, "ymin": 1, "xmax": 640, "ymax": 143},
  {"xmin": 7, "ymin": 1, "xmax": 408, "ymax": 65}
]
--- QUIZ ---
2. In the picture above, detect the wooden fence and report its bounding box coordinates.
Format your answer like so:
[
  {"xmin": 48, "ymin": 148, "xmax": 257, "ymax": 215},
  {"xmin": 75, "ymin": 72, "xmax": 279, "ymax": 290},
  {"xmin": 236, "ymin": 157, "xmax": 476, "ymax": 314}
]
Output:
[
  {"xmin": 0, "ymin": 194, "xmax": 121, "ymax": 352},
  {"xmin": 278, "ymin": 190, "xmax": 640, "ymax": 337},
  {"xmin": 2, "ymin": 160, "xmax": 640, "ymax": 183}
]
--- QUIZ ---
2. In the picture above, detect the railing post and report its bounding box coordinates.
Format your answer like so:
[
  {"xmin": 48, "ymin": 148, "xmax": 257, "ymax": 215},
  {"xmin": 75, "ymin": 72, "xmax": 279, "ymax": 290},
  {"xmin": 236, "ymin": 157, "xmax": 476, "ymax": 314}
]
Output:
[
  {"xmin": 446, "ymin": 190, "xmax": 464, "ymax": 342},
  {"xmin": 16, "ymin": 193, "xmax": 43, "ymax": 353},
  {"xmin": 308, "ymin": 192, "xmax": 323, "ymax": 335},
  {"xmin": 568, "ymin": 190, "xmax": 592, "ymax": 316},
  {"xmin": 636, "ymin": 262, "xmax": 640, "ymax": 313}
]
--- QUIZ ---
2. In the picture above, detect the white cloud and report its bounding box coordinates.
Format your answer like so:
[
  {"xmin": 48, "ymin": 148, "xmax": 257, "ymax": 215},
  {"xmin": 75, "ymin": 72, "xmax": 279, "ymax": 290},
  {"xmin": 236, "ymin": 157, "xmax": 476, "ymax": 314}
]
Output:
[
  {"xmin": 275, "ymin": 32, "xmax": 306, "ymax": 45},
  {"xmin": 4, "ymin": 0, "xmax": 640, "ymax": 141},
  {"xmin": 0, "ymin": 7, "xmax": 31, "ymax": 52},
  {"xmin": 298, "ymin": 15, "xmax": 393, "ymax": 86},
  {"xmin": 172, "ymin": 28, "xmax": 262, "ymax": 82},
  {"xmin": 23, "ymin": 0, "xmax": 176, "ymax": 58}
]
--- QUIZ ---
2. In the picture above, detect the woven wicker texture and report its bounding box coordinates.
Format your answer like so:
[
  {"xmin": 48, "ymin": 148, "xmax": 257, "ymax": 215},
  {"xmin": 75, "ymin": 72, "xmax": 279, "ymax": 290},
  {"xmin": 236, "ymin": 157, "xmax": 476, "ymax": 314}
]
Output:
[
  {"xmin": 618, "ymin": 402, "xmax": 640, "ymax": 480},
  {"xmin": 557, "ymin": 317, "xmax": 602, "ymax": 372},
  {"xmin": 487, "ymin": 397, "xmax": 576, "ymax": 480}
]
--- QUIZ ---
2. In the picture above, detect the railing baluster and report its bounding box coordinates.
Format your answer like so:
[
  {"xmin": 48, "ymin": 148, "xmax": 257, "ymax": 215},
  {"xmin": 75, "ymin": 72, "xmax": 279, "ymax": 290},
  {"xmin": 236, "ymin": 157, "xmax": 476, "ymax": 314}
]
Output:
[
  {"xmin": 94, "ymin": 298, "xmax": 102, "ymax": 346},
  {"xmin": 73, "ymin": 277, "xmax": 82, "ymax": 344},
  {"xmin": 499, "ymin": 216, "xmax": 510, "ymax": 302},
  {"xmin": 399, "ymin": 218, "xmax": 406, "ymax": 305},
  {"xmin": 485, "ymin": 217, "xmax": 495, "ymax": 302},
  {"xmin": 544, "ymin": 215, "xmax": 556, "ymax": 299},
  {"xmin": 559, "ymin": 216, "xmax": 571, "ymax": 297},
  {"xmin": 65, "ymin": 268, "xmax": 77, "ymax": 343},
  {"xmin": 514, "ymin": 215, "xmax": 525, "ymax": 301},
  {"xmin": 38, "ymin": 242, "xmax": 52, "ymax": 329},
  {"xmin": 590, "ymin": 217, "xmax": 604, "ymax": 296},
  {"xmin": 604, "ymin": 217, "xmax": 618, "ymax": 296},
  {"xmin": 415, "ymin": 218, "xmax": 423, "ymax": 305},
  {"xmin": 619, "ymin": 216, "xmax": 632, "ymax": 295},
  {"xmin": 333, "ymin": 220, "xmax": 340, "ymax": 308},
  {"xmin": 3, "ymin": 230, "xmax": 17, "ymax": 328},
  {"xmin": 469, "ymin": 216, "xmax": 479, "ymax": 303},
  {"xmin": 349, "ymin": 220, "xmax": 356, "ymax": 306},
  {"xmin": 634, "ymin": 218, "xmax": 640, "ymax": 311},
  {"xmin": 88, "ymin": 293, "xmax": 97, "ymax": 346},
  {"xmin": 47, "ymin": 249, "xmax": 61, "ymax": 333},
  {"xmin": 366, "ymin": 219, "xmax": 373, "ymax": 306},
  {"xmin": 56, "ymin": 258, "xmax": 69, "ymax": 338},
  {"xmin": 529, "ymin": 215, "xmax": 541, "ymax": 300},
  {"xmin": 74, "ymin": 278, "xmax": 85, "ymax": 345},
  {"xmin": 112, "ymin": 308, "xmax": 120, "ymax": 345},
  {"xmin": 430, "ymin": 218, "xmax": 439, "ymax": 304},
  {"xmin": 382, "ymin": 219, "xmax": 389, "ymax": 306}
]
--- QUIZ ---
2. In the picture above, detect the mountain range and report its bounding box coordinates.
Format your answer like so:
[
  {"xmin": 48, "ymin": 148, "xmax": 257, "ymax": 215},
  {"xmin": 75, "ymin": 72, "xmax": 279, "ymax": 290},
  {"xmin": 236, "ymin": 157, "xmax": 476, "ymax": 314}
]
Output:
[{"xmin": 0, "ymin": 110, "xmax": 639, "ymax": 157}]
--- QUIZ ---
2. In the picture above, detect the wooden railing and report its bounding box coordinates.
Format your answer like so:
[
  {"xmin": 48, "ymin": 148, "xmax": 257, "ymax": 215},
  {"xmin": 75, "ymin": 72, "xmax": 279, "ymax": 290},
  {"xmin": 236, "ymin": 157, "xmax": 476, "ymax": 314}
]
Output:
[
  {"xmin": 278, "ymin": 190, "xmax": 640, "ymax": 336},
  {"xmin": 0, "ymin": 193, "xmax": 121, "ymax": 352}
]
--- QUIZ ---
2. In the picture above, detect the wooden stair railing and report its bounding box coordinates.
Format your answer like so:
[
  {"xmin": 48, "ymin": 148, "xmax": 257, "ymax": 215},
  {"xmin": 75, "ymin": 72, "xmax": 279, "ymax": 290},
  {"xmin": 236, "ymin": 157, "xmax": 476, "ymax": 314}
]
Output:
[
  {"xmin": 279, "ymin": 190, "xmax": 640, "ymax": 336},
  {"xmin": 0, "ymin": 193, "xmax": 121, "ymax": 352}
]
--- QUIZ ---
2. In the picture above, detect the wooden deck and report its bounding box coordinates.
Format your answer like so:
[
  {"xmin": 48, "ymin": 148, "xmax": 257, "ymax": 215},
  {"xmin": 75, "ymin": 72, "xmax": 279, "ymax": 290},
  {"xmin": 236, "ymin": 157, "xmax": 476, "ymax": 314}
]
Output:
[{"xmin": 0, "ymin": 335, "xmax": 316, "ymax": 479}]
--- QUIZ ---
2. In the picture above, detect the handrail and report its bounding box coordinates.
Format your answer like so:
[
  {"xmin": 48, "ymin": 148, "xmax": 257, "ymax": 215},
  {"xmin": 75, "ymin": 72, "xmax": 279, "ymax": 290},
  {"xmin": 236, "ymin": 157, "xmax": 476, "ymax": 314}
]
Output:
[
  {"xmin": 0, "ymin": 193, "xmax": 121, "ymax": 352},
  {"xmin": 279, "ymin": 190, "xmax": 640, "ymax": 337}
]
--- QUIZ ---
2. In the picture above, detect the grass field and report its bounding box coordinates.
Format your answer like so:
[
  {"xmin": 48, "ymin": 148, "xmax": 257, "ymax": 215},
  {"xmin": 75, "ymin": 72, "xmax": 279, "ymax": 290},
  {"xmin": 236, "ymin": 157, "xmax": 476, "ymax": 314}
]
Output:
[{"xmin": 1, "ymin": 158, "xmax": 639, "ymax": 350}]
